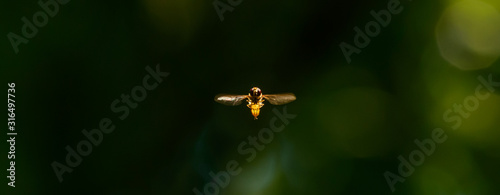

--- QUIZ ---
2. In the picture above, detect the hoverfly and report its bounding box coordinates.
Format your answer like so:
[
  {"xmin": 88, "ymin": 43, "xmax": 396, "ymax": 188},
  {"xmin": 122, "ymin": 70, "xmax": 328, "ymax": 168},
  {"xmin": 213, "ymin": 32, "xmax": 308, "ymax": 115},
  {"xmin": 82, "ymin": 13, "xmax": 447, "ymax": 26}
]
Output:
[{"xmin": 214, "ymin": 87, "xmax": 296, "ymax": 119}]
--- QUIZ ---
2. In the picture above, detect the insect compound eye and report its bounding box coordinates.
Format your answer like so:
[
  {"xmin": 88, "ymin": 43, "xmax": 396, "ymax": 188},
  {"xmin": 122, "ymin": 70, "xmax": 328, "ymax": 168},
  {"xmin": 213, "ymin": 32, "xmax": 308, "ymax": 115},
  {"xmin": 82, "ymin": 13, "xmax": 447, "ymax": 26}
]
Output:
[
  {"xmin": 255, "ymin": 89, "xmax": 262, "ymax": 96},
  {"xmin": 250, "ymin": 87, "xmax": 262, "ymax": 96}
]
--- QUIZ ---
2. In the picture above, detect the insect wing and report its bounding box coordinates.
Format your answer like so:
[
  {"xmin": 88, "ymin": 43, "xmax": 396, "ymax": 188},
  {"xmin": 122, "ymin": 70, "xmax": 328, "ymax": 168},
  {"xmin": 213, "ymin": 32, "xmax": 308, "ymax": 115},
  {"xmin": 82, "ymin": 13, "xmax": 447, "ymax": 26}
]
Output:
[
  {"xmin": 263, "ymin": 93, "xmax": 296, "ymax": 105},
  {"xmin": 214, "ymin": 94, "xmax": 248, "ymax": 106}
]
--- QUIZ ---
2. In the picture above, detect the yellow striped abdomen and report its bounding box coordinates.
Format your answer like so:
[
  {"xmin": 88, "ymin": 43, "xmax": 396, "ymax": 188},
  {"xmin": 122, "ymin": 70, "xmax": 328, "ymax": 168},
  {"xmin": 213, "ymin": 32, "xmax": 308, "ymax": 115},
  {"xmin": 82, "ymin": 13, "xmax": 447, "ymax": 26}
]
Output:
[{"xmin": 249, "ymin": 104, "xmax": 262, "ymax": 119}]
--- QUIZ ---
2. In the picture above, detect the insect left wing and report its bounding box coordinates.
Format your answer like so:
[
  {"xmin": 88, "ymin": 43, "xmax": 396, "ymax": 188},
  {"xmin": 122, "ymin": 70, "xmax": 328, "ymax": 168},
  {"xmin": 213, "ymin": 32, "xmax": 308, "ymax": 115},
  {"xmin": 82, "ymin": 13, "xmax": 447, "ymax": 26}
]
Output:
[
  {"xmin": 263, "ymin": 93, "xmax": 296, "ymax": 105},
  {"xmin": 214, "ymin": 94, "xmax": 248, "ymax": 106}
]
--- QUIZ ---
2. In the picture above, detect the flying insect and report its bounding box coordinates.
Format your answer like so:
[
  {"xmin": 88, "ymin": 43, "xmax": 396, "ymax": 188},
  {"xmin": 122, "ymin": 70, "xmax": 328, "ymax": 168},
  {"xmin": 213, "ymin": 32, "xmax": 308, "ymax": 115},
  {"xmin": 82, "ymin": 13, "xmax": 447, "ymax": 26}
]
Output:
[{"xmin": 214, "ymin": 87, "xmax": 296, "ymax": 119}]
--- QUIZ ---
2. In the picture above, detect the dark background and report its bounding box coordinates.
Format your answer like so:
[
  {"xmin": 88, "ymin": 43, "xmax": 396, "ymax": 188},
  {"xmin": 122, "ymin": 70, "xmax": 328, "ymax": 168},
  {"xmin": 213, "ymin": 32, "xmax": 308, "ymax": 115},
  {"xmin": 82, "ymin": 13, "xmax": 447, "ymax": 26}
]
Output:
[{"xmin": 2, "ymin": 0, "xmax": 500, "ymax": 194}]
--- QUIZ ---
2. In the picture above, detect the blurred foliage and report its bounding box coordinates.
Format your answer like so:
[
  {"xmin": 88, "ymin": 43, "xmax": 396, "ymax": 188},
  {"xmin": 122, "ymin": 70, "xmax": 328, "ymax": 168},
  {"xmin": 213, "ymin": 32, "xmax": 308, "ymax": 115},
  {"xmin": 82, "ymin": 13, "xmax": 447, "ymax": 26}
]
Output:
[{"xmin": 1, "ymin": 0, "xmax": 500, "ymax": 194}]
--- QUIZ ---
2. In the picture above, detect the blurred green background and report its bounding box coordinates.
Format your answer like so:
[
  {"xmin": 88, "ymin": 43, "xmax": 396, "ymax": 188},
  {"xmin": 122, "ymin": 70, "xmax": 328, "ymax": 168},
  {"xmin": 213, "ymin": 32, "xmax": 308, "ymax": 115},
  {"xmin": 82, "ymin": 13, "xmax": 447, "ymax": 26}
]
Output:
[{"xmin": 2, "ymin": 0, "xmax": 500, "ymax": 194}]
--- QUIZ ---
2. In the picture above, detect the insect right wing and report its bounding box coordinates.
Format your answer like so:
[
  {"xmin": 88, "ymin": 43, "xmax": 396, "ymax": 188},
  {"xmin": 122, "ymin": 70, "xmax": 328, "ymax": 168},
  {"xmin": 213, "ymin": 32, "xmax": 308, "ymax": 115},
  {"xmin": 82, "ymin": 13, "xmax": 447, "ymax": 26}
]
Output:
[
  {"xmin": 214, "ymin": 94, "xmax": 248, "ymax": 106},
  {"xmin": 263, "ymin": 93, "xmax": 296, "ymax": 105}
]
